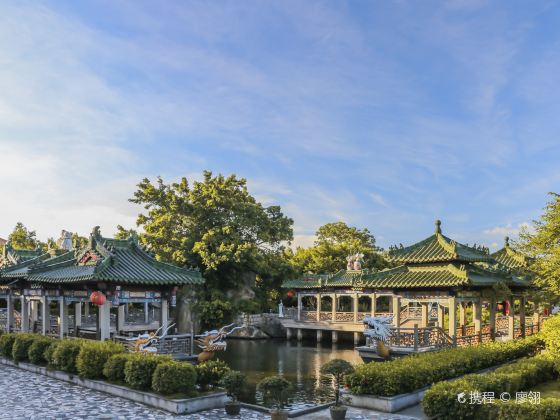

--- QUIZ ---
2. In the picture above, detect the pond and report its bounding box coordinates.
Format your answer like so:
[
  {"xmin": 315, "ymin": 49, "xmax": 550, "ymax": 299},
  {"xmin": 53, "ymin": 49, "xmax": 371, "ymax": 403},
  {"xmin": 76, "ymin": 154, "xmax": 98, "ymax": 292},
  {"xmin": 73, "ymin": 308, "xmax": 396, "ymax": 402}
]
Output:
[{"xmin": 218, "ymin": 339, "xmax": 364, "ymax": 409}]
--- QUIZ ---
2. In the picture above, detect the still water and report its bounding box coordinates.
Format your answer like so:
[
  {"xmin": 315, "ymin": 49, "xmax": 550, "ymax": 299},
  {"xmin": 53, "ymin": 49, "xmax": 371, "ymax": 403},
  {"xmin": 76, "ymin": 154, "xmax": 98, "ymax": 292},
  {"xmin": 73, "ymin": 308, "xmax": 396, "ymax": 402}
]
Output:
[{"xmin": 219, "ymin": 339, "xmax": 364, "ymax": 408}]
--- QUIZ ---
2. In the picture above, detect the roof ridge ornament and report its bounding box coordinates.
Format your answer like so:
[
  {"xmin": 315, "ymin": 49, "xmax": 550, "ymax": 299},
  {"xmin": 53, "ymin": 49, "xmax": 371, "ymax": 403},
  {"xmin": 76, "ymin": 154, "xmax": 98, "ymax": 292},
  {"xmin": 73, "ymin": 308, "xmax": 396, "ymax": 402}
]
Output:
[
  {"xmin": 504, "ymin": 236, "xmax": 510, "ymax": 247},
  {"xmin": 435, "ymin": 219, "xmax": 442, "ymax": 234}
]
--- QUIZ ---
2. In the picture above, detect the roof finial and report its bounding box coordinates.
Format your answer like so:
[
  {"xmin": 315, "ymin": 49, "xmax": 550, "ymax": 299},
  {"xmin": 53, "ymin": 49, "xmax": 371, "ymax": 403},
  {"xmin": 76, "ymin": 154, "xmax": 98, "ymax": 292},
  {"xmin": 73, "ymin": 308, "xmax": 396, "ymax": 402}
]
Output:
[
  {"xmin": 505, "ymin": 236, "xmax": 510, "ymax": 247},
  {"xmin": 435, "ymin": 219, "xmax": 442, "ymax": 234}
]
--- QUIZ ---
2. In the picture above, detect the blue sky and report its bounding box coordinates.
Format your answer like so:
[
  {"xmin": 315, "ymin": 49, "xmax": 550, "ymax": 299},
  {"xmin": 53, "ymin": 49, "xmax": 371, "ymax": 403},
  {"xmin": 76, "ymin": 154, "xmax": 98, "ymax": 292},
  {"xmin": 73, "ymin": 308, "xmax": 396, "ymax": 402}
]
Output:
[{"xmin": 1, "ymin": 0, "xmax": 559, "ymax": 250}]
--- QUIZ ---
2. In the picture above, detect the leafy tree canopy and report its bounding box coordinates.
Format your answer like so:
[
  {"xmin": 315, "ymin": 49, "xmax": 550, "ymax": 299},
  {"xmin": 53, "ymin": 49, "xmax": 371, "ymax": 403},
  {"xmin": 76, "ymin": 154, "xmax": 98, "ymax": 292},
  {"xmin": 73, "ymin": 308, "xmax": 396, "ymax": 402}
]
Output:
[
  {"xmin": 72, "ymin": 233, "xmax": 88, "ymax": 250},
  {"xmin": 114, "ymin": 225, "xmax": 138, "ymax": 240},
  {"xmin": 519, "ymin": 192, "xmax": 560, "ymax": 304},
  {"xmin": 8, "ymin": 222, "xmax": 40, "ymax": 250},
  {"xmin": 289, "ymin": 221, "xmax": 388, "ymax": 274}
]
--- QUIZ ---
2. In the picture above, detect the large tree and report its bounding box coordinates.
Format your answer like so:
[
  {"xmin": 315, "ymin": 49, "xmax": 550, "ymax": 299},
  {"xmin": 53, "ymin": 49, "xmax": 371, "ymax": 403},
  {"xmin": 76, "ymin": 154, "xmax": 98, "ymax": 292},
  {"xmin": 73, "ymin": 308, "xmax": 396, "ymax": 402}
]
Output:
[
  {"xmin": 130, "ymin": 171, "xmax": 294, "ymax": 328},
  {"xmin": 519, "ymin": 192, "xmax": 560, "ymax": 304},
  {"xmin": 8, "ymin": 222, "xmax": 40, "ymax": 250},
  {"xmin": 289, "ymin": 221, "xmax": 388, "ymax": 274}
]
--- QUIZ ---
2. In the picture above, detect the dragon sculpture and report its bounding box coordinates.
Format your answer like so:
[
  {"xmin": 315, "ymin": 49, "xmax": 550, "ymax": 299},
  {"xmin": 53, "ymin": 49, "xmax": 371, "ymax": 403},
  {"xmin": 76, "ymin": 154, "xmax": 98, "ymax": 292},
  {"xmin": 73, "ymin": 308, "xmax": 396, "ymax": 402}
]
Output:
[
  {"xmin": 196, "ymin": 323, "xmax": 242, "ymax": 363},
  {"xmin": 127, "ymin": 323, "xmax": 176, "ymax": 353},
  {"xmin": 363, "ymin": 315, "xmax": 394, "ymax": 359}
]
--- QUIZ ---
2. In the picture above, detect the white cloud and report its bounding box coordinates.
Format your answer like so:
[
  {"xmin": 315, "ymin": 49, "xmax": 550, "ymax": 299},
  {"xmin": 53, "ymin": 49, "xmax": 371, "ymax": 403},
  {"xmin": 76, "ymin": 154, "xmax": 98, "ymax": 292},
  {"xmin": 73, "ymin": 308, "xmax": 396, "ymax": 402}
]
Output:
[{"xmin": 483, "ymin": 222, "xmax": 531, "ymax": 237}]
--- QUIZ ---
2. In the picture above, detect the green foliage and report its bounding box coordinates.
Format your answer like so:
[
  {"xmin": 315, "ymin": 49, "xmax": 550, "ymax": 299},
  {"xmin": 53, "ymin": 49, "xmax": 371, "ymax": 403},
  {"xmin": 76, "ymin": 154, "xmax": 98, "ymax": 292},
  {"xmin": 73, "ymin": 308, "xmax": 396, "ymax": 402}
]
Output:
[
  {"xmin": 493, "ymin": 398, "xmax": 560, "ymax": 420},
  {"xmin": 422, "ymin": 355, "xmax": 556, "ymax": 419},
  {"xmin": 288, "ymin": 222, "xmax": 389, "ymax": 274},
  {"xmin": 124, "ymin": 353, "xmax": 172, "ymax": 390},
  {"xmin": 321, "ymin": 359, "xmax": 354, "ymax": 406},
  {"xmin": 194, "ymin": 295, "xmax": 234, "ymax": 331},
  {"xmin": 103, "ymin": 353, "xmax": 132, "ymax": 382},
  {"xmin": 51, "ymin": 339, "xmax": 81, "ymax": 373},
  {"xmin": 71, "ymin": 233, "xmax": 88, "ymax": 250},
  {"xmin": 347, "ymin": 336, "xmax": 543, "ymax": 397},
  {"xmin": 44, "ymin": 340, "xmax": 59, "ymax": 367},
  {"xmin": 114, "ymin": 225, "xmax": 138, "ymax": 240},
  {"xmin": 541, "ymin": 315, "xmax": 560, "ymax": 356},
  {"xmin": 195, "ymin": 359, "xmax": 232, "ymax": 391},
  {"xmin": 28, "ymin": 336, "xmax": 55, "ymax": 365},
  {"xmin": 519, "ymin": 192, "xmax": 560, "ymax": 302},
  {"xmin": 76, "ymin": 340, "xmax": 125, "ymax": 379},
  {"xmin": 12, "ymin": 333, "xmax": 37, "ymax": 362},
  {"xmin": 0, "ymin": 333, "xmax": 17, "ymax": 358},
  {"xmin": 152, "ymin": 361, "xmax": 197, "ymax": 396},
  {"xmin": 257, "ymin": 375, "xmax": 293, "ymax": 410},
  {"xmin": 8, "ymin": 222, "xmax": 39, "ymax": 250},
  {"xmin": 220, "ymin": 370, "xmax": 247, "ymax": 402}
]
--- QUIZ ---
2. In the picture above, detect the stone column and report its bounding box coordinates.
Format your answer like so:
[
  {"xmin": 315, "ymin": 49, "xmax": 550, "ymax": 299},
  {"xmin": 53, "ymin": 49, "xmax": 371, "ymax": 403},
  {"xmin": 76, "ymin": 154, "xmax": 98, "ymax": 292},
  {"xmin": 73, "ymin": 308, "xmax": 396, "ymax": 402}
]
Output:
[
  {"xmin": 519, "ymin": 296, "xmax": 526, "ymax": 338},
  {"xmin": 507, "ymin": 297, "xmax": 515, "ymax": 340},
  {"xmin": 459, "ymin": 302, "xmax": 466, "ymax": 331},
  {"xmin": 286, "ymin": 327, "xmax": 292, "ymax": 340},
  {"xmin": 353, "ymin": 332, "xmax": 360, "ymax": 346},
  {"xmin": 353, "ymin": 293, "xmax": 359, "ymax": 323},
  {"xmin": 297, "ymin": 328, "xmax": 303, "ymax": 341},
  {"xmin": 144, "ymin": 302, "xmax": 150, "ymax": 324},
  {"xmin": 421, "ymin": 303, "xmax": 429, "ymax": 328},
  {"xmin": 392, "ymin": 295, "xmax": 401, "ymax": 327},
  {"xmin": 297, "ymin": 293, "xmax": 302, "ymax": 321},
  {"xmin": 41, "ymin": 296, "xmax": 49, "ymax": 335},
  {"xmin": 331, "ymin": 294, "xmax": 337, "ymax": 322},
  {"xmin": 98, "ymin": 301, "xmax": 111, "ymax": 341},
  {"xmin": 437, "ymin": 304, "xmax": 444, "ymax": 329},
  {"xmin": 117, "ymin": 304, "xmax": 126, "ymax": 333},
  {"xmin": 332, "ymin": 330, "xmax": 338, "ymax": 343},
  {"xmin": 20, "ymin": 296, "xmax": 29, "ymax": 332},
  {"xmin": 160, "ymin": 299, "xmax": 169, "ymax": 334},
  {"xmin": 489, "ymin": 297, "xmax": 496, "ymax": 340},
  {"xmin": 448, "ymin": 297, "xmax": 457, "ymax": 341},
  {"xmin": 74, "ymin": 302, "xmax": 82, "ymax": 336},
  {"xmin": 316, "ymin": 293, "xmax": 321, "ymax": 321},
  {"xmin": 59, "ymin": 298, "xmax": 68, "ymax": 339},
  {"xmin": 6, "ymin": 293, "xmax": 14, "ymax": 332},
  {"xmin": 84, "ymin": 302, "xmax": 90, "ymax": 318},
  {"xmin": 473, "ymin": 300, "xmax": 482, "ymax": 333},
  {"xmin": 370, "ymin": 293, "xmax": 376, "ymax": 317},
  {"xmin": 31, "ymin": 300, "xmax": 39, "ymax": 323},
  {"xmin": 316, "ymin": 330, "xmax": 322, "ymax": 342}
]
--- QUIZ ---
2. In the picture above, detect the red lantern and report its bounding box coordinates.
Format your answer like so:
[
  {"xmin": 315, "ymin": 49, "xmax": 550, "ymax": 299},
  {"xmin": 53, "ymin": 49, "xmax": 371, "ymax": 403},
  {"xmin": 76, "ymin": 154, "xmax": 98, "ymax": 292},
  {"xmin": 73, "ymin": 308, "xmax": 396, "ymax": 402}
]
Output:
[
  {"xmin": 287, "ymin": 290, "xmax": 294, "ymax": 298},
  {"xmin": 90, "ymin": 291, "xmax": 106, "ymax": 306}
]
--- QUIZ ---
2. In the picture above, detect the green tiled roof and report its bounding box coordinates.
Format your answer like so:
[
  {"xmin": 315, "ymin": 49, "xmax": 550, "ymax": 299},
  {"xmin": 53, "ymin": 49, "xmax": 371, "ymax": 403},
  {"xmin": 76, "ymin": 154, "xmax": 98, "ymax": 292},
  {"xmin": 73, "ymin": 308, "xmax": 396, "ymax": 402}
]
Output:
[
  {"xmin": 282, "ymin": 264, "xmax": 529, "ymax": 290},
  {"xmin": 387, "ymin": 220, "xmax": 494, "ymax": 264},
  {"xmin": 1, "ymin": 243, "xmax": 44, "ymax": 268},
  {"xmin": 6, "ymin": 227, "xmax": 204, "ymax": 287},
  {"xmin": 491, "ymin": 237, "xmax": 531, "ymax": 270}
]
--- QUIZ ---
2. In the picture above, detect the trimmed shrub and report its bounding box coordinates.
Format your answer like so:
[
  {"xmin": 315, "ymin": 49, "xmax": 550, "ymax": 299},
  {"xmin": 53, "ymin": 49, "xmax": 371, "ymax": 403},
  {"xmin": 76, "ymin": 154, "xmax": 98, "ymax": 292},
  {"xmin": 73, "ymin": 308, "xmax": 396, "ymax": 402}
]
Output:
[
  {"xmin": 0, "ymin": 333, "xmax": 17, "ymax": 358},
  {"xmin": 76, "ymin": 340, "xmax": 124, "ymax": 379},
  {"xmin": 220, "ymin": 370, "xmax": 247, "ymax": 402},
  {"xmin": 28, "ymin": 336, "xmax": 55, "ymax": 365},
  {"xmin": 195, "ymin": 359, "xmax": 231, "ymax": 391},
  {"xmin": 103, "ymin": 353, "xmax": 133, "ymax": 383},
  {"xmin": 12, "ymin": 333, "xmax": 37, "ymax": 362},
  {"xmin": 124, "ymin": 353, "xmax": 172, "ymax": 390},
  {"xmin": 494, "ymin": 398, "xmax": 560, "ymax": 420},
  {"xmin": 541, "ymin": 315, "xmax": 560, "ymax": 356},
  {"xmin": 257, "ymin": 375, "xmax": 293, "ymax": 410},
  {"xmin": 422, "ymin": 355, "xmax": 556, "ymax": 419},
  {"xmin": 348, "ymin": 335, "xmax": 543, "ymax": 397},
  {"xmin": 44, "ymin": 340, "xmax": 59, "ymax": 368},
  {"xmin": 152, "ymin": 361, "xmax": 197, "ymax": 396},
  {"xmin": 51, "ymin": 339, "xmax": 81, "ymax": 373}
]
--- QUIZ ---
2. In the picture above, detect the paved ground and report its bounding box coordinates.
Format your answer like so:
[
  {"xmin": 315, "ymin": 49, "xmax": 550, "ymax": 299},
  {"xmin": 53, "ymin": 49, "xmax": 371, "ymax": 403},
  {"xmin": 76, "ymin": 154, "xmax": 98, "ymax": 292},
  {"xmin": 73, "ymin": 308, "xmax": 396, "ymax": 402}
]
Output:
[{"xmin": 0, "ymin": 364, "xmax": 420, "ymax": 419}]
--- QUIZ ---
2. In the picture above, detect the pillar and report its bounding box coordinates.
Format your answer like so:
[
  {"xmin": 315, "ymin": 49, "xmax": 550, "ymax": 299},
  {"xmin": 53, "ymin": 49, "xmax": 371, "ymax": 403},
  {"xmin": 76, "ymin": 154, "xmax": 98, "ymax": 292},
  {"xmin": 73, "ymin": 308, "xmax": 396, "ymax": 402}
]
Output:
[
  {"xmin": 6, "ymin": 293, "xmax": 14, "ymax": 332},
  {"xmin": 459, "ymin": 302, "xmax": 466, "ymax": 329},
  {"xmin": 392, "ymin": 296, "xmax": 401, "ymax": 327},
  {"xmin": 98, "ymin": 301, "xmax": 111, "ymax": 341},
  {"xmin": 316, "ymin": 293, "xmax": 321, "ymax": 321},
  {"xmin": 160, "ymin": 299, "xmax": 169, "ymax": 334},
  {"xmin": 448, "ymin": 297, "xmax": 456, "ymax": 340},
  {"xmin": 519, "ymin": 296, "xmax": 526, "ymax": 338},
  {"xmin": 41, "ymin": 296, "xmax": 48, "ymax": 335},
  {"xmin": 332, "ymin": 330, "xmax": 338, "ymax": 343},
  {"xmin": 473, "ymin": 300, "xmax": 482, "ymax": 333},
  {"xmin": 117, "ymin": 304, "xmax": 125, "ymax": 333},
  {"xmin": 297, "ymin": 328, "xmax": 303, "ymax": 341},
  {"xmin": 353, "ymin": 332, "xmax": 360, "ymax": 346},
  {"xmin": 84, "ymin": 302, "xmax": 90, "ymax": 318},
  {"xmin": 421, "ymin": 303, "xmax": 429, "ymax": 328},
  {"xmin": 489, "ymin": 297, "xmax": 496, "ymax": 340},
  {"xmin": 437, "ymin": 304, "xmax": 444, "ymax": 329},
  {"xmin": 74, "ymin": 302, "xmax": 82, "ymax": 336},
  {"xmin": 59, "ymin": 298, "xmax": 68, "ymax": 339},
  {"xmin": 297, "ymin": 293, "xmax": 302, "ymax": 321},
  {"xmin": 507, "ymin": 297, "xmax": 515, "ymax": 340},
  {"xmin": 370, "ymin": 293, "xmax": 376, "ymax": 317},
  {"xmin": 353, "ymin": 293, "xmax": 359, "ymax": 323},
  {"xmin": 144, "ymin": 302, "xmax": 150, "ymax": 324},
  {"xmin": 20, "ymin": 296, "xmax": 29, "ymax": 332},
  {"xmin": 316, "ymin": 330, "xmax": 323, "ymax": 342},
  {"xmin": 286, "ymin": 327, "xmax": 292, "ymax": 340},
  {"xmin": 331, "ymin": 293, "xmax": 337, "ymax": 322},
  {"xmin": 31, "ymin": 300, "xmax": 39, "ymax": 323}
]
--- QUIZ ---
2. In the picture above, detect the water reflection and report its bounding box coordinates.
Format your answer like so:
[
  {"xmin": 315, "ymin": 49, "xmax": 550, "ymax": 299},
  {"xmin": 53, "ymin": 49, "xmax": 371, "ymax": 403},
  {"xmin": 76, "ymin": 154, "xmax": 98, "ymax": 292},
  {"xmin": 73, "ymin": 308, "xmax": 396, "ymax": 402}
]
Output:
[{"xmin": 219, "ymin": 339, "xmax": 363, "ymax": 408}]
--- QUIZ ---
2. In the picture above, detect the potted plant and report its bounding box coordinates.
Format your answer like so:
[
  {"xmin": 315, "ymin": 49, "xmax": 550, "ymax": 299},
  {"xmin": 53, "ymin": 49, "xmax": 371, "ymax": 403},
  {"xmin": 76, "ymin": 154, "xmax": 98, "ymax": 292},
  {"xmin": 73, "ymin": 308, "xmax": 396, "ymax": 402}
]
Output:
[
  {"xmin": 256, "ymin": 375, "xmax": 293, "ymax": 420},
  {"xmin": 320, "ymin": 359, "xmax": 355, "ymax": 420},
  {"xmin": 220, "ymin": 370, "xmax": 246, "ymax": 415}
]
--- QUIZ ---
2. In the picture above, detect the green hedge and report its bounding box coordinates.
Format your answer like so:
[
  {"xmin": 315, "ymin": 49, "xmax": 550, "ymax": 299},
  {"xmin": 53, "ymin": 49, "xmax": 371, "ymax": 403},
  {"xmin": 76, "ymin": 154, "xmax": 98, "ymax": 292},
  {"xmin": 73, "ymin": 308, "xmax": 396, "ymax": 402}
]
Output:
[
  {"xmin": 195, "ymin": 359, "xmax": 231, "ymax": 391},
  {"xmin": 0, "ymin": 333, "xmax": 17, "ymax": 358},
  {"xmin": 422, "ymin": 355, "xmax": 556, "ymax": 419},
  {"xmin": 76, "ymin": 340, "xmax": 124, "ymax": 379},
  {"xmin": 28, "ymin": 336, "xmax": 55, "ymax": 365},
  {"xmin": 103, "ymin": 353, "xmax": 133, "ymax": 383},
  {"xmin": 51, "ymin": 339, "xmax": 82, "ymax": 373},
  {"xmin": 347, "ymin": 336, "xmax": 543, "ymax": 396},
  {"xmin": 124, "ymin": 353, "xmax": 172, "ymax": 390},
  {"xmin": 152, "ymin": 361, "xmax": 197, "ymax": 396},
  {"xmin": 541, "ymin": 315, "xmax": 560, "ymax": 357},
  {"xmin": 12, "ymin": 333, "xmax": 37, "ymax": 362},
  {"xmin": 44, "ymin": 340, "xmax": 59, "ymax": 368},
  {"xmin": 493, "ymin": 398, "xmax": 560, "ymax": 420}
]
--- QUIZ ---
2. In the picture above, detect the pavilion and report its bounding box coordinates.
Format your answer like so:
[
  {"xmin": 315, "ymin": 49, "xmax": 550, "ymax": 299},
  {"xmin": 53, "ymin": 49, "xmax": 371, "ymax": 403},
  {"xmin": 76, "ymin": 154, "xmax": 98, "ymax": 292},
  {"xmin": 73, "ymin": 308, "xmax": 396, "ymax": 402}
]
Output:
[
  {"xmin": 281, "ymin": 220, "xmax": 536, "ymax": 349},
  {"xmin": 0, "ymin": 227, "xmax": 204, "ymax": 341}
]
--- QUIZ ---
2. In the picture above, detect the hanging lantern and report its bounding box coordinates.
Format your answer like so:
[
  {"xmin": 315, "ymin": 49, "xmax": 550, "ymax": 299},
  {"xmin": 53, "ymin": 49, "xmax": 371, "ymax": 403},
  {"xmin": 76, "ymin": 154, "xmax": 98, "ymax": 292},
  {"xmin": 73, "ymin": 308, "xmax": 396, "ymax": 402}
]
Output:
[
  {"xmin": 90, "ymin": 291, "xmax": 107, "ymax": 306},
  {"xmin": 287, "ymin": 290, "xmax": 295, "ymax": 298}
]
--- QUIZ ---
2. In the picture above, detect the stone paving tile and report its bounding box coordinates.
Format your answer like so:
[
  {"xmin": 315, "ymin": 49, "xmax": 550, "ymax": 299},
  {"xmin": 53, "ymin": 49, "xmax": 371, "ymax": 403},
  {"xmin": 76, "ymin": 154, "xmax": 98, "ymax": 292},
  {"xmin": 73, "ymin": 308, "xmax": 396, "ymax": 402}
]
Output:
[{"xmin": 0, "ymin": 365, "xmax": 419, "ymax": 419}]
